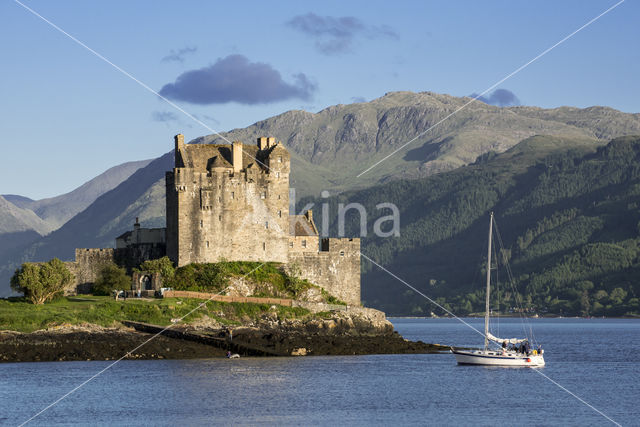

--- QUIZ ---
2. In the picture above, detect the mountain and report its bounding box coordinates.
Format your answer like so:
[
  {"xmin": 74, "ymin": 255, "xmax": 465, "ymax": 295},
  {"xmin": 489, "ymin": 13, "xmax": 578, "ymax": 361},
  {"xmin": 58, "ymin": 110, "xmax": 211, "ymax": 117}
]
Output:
[
  {"xmin": 3, "ymin": 159, "xmax": 152, "ymax": 229},
  {"xmin": 2, "ymin": 91, "xmax": 640, "ymax": 299},
  {"xmin": 0, "ymin": 195, "xmax": 54, "ymax": 272},
  {"xmin": 0, "ymin": 195, "xmax": 54, "ymax": 236},
  {"xmin": 199, "ymin": 91, "xmax": 640, "ymax": 196},
  {"xmin": 310, "ymin": 135, "xmax": 640, "ymax": 316},
  {"xmin": 0, "ymin": 153, "xmax": 173, "ymax": 296}
]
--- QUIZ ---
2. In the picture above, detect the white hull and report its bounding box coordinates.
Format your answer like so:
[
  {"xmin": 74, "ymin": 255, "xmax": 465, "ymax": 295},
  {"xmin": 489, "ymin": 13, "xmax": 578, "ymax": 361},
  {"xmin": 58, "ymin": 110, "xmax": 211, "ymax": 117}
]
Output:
[{"xmin": 452, "ymin": 349, "xmax": 545, "ymax": 367}]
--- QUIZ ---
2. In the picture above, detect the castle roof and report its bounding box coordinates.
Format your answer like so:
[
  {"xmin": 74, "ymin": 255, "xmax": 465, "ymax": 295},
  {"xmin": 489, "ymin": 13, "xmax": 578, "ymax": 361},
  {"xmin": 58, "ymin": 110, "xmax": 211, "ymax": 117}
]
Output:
[
  {"xmin": 179, "ymin": 143, "xmax": 267, "ymax": 172},
  {"xmin": 290, "ymin": 214, "xmax": 318, "ymax": 236},
  {"xmin": 208, "ymin": 155, "xmax": 230, "ymax": 169}
]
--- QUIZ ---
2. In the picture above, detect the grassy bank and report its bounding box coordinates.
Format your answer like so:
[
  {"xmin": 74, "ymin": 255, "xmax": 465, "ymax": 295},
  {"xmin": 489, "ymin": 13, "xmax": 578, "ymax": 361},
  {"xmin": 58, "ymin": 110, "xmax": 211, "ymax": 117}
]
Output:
[{"xmin": 0, "ymin": 296, "xmax": 311, "ymax": 333}]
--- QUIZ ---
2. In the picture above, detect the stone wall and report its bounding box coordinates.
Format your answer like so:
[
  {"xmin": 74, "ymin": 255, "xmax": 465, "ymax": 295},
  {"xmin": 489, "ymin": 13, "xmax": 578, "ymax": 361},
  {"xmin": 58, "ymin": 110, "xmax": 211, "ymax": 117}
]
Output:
[
  {"xmin": 114, "ymin": 244, "xmax": 166, "ymax": 274},
  {"xmin": 65, "ymin": 248, "xmax": 115, "ymax": 295},
  {"xmin": 132, "ymin": 271, "xmax": 162, "ymax": 291},
  {"xmin": 287, "ymin": 238, "xmax": 361, "ymax": 305}
]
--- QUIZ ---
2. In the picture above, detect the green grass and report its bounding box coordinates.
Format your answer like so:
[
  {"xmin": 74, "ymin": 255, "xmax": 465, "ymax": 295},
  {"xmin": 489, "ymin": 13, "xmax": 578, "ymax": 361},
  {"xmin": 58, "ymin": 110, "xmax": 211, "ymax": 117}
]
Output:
[
  {"xmin": 168, "ymin": 260, "xmax": 338, "ymax": 302},
  {"xmin": 0, "ymin": 296, "xmax": 312, "ymax": 333}
]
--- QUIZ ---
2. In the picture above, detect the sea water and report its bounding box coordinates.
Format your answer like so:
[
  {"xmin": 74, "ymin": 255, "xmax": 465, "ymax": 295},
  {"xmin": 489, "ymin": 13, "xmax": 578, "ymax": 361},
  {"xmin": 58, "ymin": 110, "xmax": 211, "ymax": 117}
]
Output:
[{"xmin": 0, "ymin": 318, "xmax": 637, "ymax": 426}]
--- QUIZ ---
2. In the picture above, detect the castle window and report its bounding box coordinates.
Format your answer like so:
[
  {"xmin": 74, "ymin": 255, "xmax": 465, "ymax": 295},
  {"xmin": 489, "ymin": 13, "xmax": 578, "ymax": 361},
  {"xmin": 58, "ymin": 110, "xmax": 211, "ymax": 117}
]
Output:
[
  {"xmin": 200, "ymin": 220, "xmax": 203, "ymax": 228},
  {"xmin": 265, "ymin": 221, "xmax": 269, "ymax": 229},
  {"xmin": 260, "ymin": 192, "xmax": 266, "ymax": 199},
  {"xmin": 275, "ymin": 172, "xmax": 280, "ymax": 178},
  {"xmin": 206, "ymin": 241, "xmax": 210, "ymax": 248},
  {"xmin": 278, "ymin": 156, "xmax": 282, "ymax": 163},
  {"xmin": 218, "ymin": 196, "xmax": 222, "ymax": 202},
  {"xmin": 218, "ymin": 215, "xmax": 222, "ymax": 221},
  {"xmin": 302, "ymin": 240, "xmax": 307, "ymax": 248},
  {"xmin": 278, "ymin": 210, "xmax": 282, "ymax": 218},
  {"xmin": 289, "ymin": 241, "xmax": 293, "ymax": 248},
  {"xmin": 340, "ymin": 250, "xmax": 345, "ymax": 256},
  {"xmin": 231, "ymin": 191, "xmax": 235, "ymax": 199},
  {"xmin": 263, "ymin": 242, "xmax": 266, "ymax": 250}
]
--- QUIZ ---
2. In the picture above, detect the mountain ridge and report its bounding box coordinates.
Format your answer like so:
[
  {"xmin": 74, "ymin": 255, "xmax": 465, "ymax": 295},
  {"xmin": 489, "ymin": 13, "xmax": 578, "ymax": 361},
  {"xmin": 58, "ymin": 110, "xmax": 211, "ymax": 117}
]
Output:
[
  {"xmin": 3, "ymin": 159, "xmax": 153, "ymax": 229},
  {"xmin": 2, "ymin": 91, "xmax": 640, "ymax": 301}
]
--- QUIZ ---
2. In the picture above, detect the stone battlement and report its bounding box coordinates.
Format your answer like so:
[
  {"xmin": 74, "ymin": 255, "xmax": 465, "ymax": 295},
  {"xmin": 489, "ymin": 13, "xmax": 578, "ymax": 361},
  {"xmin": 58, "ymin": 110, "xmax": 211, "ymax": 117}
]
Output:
[{"xmin": 65, "ymin": 248, "xmax": 115, "ymax": 294}]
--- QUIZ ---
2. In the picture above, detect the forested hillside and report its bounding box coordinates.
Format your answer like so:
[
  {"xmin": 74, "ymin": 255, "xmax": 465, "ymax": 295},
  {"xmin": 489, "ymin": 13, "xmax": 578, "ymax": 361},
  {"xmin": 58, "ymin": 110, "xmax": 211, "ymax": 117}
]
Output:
[{"xmin": 307, "ymin": 135, "xmax": 640, "ymax": 316}]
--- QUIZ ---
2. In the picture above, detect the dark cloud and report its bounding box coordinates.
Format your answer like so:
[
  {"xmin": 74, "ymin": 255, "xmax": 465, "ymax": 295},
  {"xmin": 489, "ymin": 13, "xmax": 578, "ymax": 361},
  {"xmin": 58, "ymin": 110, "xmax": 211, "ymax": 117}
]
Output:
[
  {"xmin": 151, "ymin": 111, "xmax": 179, "ymax": 122},
  {"xmin": 161, "ymin": 46, "xmax": 197, "ymax": 63},
  {"xmin": 470, "ymin": 89, "xmax": 520, "ymax": 107},
  {"xmin": 159, "ymin": 55, "xmax": 316, "ymax": 105},
  {"xmin": 193, "ymin": 113, "xmax": 220, "ymax": 125},
  {"xmin": 287, "ymin": 13, "xmax": 398, "ymax": 55}
]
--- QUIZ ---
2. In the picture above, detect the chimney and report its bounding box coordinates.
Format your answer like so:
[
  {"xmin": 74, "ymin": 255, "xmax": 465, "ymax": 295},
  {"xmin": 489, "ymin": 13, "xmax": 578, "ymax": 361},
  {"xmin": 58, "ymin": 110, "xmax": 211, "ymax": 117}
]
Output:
[
  {"xmin": 134, "ymin": 217, "xmax": 141, "ymax": 244},
  {"xmin": 232, "ymin": 141, "xmax": 243, "ymax": 172},
  {"xmin": 267, "ymin": 137, "xmax": 276, "ymax": 148},
  {"xmin": 257, "ymin": 137, "xmax": 268, "ymax": 150},
  {"xmin": 174, "ymin": 134, "xmax": 184, "ymax": 167}
]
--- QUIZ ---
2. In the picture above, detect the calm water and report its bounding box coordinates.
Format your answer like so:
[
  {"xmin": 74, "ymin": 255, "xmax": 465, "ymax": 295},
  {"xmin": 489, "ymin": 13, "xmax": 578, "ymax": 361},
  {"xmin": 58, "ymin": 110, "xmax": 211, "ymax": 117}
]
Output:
[{"xmin": 1, "ymin": 318, "xmax": 638, "ymax": 426}]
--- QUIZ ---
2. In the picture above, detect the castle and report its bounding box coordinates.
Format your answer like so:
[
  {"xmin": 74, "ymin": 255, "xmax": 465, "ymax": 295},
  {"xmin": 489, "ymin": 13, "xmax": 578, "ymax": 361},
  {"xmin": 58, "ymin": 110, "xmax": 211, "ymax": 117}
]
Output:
[{"xmin": 65, "ymin": 135, "xmax": 361, "ymax": 305}]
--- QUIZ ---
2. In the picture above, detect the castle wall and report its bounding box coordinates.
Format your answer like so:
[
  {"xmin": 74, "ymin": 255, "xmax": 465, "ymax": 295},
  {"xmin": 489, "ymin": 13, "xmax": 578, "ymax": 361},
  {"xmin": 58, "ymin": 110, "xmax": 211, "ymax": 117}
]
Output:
[
  {"xmin": 65, "ymin": 248, "xmax": 115, "ymax": 295},
  {"xmin": 165, "ymin": 170, "xmax": 179, "ymax": 264},
  {"xmin": 166, "ymin": 142, "xmax": 290, "ymax": 266},
  {"xmin": 132, "ymin": 271, "xmax": 163, "ymax": 291},
  {"xmin": 288, "ymin": 235, "xmax": 320, "ymax": 252},
  {"xmin": 287, "ymin": 238, "xmax": 361, "ymax": 305},
  {"xmin": 114, "ymin": 244, "xmax": 166, "ymax": 274}
]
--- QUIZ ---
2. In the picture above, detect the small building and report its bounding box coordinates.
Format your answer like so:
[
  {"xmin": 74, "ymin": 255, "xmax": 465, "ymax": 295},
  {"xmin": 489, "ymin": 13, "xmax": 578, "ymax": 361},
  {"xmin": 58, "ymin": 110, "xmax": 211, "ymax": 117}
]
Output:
[{"xmin": 114, "ymin": 218, "xmax": 166, "ymax": 273}]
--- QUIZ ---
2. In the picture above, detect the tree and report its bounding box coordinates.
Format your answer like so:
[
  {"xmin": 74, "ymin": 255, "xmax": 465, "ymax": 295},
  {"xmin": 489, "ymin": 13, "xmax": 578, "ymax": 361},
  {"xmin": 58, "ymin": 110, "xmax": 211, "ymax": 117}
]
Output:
[
  {"xmin": 10, "ymin": 258, "xmax": 73, "ymax": 305},
  {"xmin": 609, "ymin": 287, "xmax": 628, "ymax": 304},
  {"xmin": 579, "ymin": 290, "xmax": 590, "ymax": 317},
  {"xmin": 137, "ymin": 257, "xmax": 175, "ymax": 281},
  {"xmin": 93, "ymin": 264, "xmax": 130, "ymax": 296}
]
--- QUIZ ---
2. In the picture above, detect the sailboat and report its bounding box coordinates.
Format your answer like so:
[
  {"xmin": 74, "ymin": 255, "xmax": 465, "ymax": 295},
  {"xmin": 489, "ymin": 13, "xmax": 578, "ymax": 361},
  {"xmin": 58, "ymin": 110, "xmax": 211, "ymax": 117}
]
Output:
[{"xmin": 451, "ymin": 212, "xmax": 545, "ymax": 367}]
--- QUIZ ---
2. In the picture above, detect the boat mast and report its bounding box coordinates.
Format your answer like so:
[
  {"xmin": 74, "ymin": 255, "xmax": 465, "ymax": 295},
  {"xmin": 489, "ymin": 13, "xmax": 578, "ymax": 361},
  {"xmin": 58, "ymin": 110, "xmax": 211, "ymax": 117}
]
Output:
[{"xmin": 484, "ymin": 212, "xmax": 494, "ymax": 351}]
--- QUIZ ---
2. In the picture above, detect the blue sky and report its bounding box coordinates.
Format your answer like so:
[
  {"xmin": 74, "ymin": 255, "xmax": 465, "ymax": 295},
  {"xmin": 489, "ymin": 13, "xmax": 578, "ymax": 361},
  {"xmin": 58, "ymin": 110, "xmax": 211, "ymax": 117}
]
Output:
[{"xmin": 1, "ymin": 0, "xmax": 638, "ymax": 199}]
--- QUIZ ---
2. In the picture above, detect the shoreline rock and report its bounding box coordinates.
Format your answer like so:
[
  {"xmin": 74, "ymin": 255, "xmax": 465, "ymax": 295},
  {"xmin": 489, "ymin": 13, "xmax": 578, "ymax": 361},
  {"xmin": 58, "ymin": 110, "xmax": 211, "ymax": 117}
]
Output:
[{"xmin": 0, "ymin": 311, "xmax": 448, "ymax": 363}]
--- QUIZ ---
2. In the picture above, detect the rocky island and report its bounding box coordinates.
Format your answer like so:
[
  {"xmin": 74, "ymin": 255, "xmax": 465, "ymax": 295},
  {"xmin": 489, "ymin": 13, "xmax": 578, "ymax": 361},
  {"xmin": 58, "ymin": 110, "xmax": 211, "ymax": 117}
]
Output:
[
  {"xmin": 1, "ymin": 134, "xmax": 448, "ymax": 362},
  {"xmin": 0, "ymin": 297, "xmax": 446, "ymax": 363}
]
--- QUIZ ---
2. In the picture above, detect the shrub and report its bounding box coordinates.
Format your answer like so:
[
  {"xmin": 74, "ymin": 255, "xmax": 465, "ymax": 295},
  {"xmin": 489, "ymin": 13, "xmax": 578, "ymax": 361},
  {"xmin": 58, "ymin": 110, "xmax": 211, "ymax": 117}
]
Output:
[
  {"xmin": 94, "ymin": 264, "xmax": 131, "ymax": 296},
  {"xmin": 10, "ymin": 258, "xmax": 73, "ymax": 305},
  {"xmin": 137, "ymin": 257, "xmax": 175, "ymax": 281}
]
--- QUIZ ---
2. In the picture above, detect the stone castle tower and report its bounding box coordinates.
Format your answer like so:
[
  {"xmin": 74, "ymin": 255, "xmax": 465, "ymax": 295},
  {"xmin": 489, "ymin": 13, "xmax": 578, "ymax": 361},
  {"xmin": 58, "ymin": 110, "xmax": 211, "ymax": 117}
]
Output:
[
  {"xmin": 165, "ymin": 134, "xmax": 361, "ymax": 304},
  {"xmin": 166, "ymin": 135, "xmax": 290, "ymax": 265}
]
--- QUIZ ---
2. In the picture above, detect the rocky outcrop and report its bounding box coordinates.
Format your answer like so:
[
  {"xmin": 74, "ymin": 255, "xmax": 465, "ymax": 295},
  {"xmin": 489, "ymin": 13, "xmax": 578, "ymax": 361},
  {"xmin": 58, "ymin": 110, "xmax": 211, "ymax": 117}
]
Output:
[
  {"xmin": 0, "ymin": 310, "xmax": 447, "ymax": 363},
  {"xmin": 0, "ymin": 324, "xmax": 226, "ymax": 363}
]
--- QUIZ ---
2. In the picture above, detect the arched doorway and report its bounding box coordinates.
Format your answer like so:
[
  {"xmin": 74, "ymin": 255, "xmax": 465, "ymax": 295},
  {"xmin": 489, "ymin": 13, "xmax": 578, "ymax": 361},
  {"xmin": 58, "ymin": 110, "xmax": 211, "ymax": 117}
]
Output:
[{"xmin": 140, "ymin": 275, "xmax": 152, "ymax": 291}]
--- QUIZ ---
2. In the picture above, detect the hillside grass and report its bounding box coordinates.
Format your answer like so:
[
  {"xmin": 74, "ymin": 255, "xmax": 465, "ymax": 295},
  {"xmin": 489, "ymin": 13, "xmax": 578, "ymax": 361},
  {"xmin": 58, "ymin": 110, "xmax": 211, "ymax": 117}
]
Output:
[
  {"xmin": 0, "ymin": 296, "xmax": 311, "ymax": 333},
  {"xmin": 166, "ymin": 260, "xmax": 346, "ymax": 304}
]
